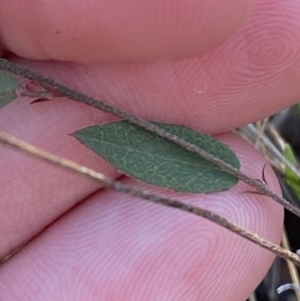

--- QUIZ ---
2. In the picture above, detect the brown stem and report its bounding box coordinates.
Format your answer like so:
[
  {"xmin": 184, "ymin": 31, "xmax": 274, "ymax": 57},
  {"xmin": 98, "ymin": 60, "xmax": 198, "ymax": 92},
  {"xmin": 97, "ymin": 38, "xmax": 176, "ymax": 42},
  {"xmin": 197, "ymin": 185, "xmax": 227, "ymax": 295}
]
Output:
[
  {"xmin": 0, "ymin": 58, "xmax": 299, "ymax": 218},
  {"xmin": 0, "ymin": 131, "xmax": 299, "ymax": 266}
]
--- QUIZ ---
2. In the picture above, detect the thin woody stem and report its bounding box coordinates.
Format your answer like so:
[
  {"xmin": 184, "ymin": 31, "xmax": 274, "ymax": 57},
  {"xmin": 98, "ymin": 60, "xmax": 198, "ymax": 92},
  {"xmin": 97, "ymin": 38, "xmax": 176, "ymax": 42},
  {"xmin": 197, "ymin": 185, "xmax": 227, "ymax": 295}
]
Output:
[
  {"xmin": 0, "ymin": 58, "xmax": 299, "ymax": 218},
  {"xmin": 0, "ymin": 130, "xmax": 299, "ymax": 266}
]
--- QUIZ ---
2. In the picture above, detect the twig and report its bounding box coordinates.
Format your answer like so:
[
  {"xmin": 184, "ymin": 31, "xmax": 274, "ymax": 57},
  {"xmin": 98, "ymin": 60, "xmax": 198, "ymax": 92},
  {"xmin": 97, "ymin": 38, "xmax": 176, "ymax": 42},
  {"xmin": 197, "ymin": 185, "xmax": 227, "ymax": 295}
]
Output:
[
  {"xmin": 238, "ymin": 124, "xmax": 300, "ymax": 179},
  {"xmin": 282, "ymin": 230, "xmax": 300, "ymax": 300},
  {"xmin": 0, "ymin": 131, "xmax": 300, "ymax": 266},
  {"xmin": 0, "ymin": 59, "xmax": 300, "ymax": 219}
]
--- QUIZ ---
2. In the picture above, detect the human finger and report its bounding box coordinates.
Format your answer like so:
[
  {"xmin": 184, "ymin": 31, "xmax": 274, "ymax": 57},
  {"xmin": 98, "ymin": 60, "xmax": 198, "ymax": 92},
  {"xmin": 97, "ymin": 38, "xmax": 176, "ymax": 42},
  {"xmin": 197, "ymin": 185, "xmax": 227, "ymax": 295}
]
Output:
[
  {"xmin": 0, "ymin": 0, "xmax": 254, "ymax": 62},
  {"xmin": 0, "ymin": 133, "xmax": 283, "ymax": 301}
]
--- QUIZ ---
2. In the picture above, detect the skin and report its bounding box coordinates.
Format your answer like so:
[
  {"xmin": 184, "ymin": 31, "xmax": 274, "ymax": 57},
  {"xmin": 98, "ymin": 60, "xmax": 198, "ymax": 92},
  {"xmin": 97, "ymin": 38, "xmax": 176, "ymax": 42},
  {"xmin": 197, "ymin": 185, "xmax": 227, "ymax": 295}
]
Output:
[{"xmin": 0, "ymin": 0, "xmax": 300, "ymax": 299}]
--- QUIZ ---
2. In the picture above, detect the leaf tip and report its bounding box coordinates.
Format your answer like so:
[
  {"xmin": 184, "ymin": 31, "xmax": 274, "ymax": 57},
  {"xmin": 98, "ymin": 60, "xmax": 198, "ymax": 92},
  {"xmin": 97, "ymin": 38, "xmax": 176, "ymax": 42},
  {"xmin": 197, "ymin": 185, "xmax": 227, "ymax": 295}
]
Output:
[{"xmin": 68, "ymin": 132, "xmax": 76, "ymax": 138}]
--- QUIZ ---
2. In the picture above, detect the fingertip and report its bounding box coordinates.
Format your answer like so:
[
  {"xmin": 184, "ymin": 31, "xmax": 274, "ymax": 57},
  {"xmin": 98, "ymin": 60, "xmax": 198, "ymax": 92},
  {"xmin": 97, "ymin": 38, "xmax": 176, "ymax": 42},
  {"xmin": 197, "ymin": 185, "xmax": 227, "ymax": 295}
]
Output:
[
  {"xmin": 0, "ymin": 133, "xmax": 283, "ymax": 301},
  {"xmin": 0, "ymin": 0, "xmax": 255, "ymax": 63}
]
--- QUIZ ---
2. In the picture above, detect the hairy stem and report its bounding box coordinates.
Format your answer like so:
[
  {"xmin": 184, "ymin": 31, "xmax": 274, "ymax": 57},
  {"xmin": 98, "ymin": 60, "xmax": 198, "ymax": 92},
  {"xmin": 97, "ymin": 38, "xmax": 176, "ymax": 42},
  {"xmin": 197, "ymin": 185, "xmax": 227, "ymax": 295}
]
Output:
[
  {"xmin": 0, "ymin": 58, "xmax": 299, "ymax": 218},
  {"xmin": 0, "ymin": 131, "xmax": 299, "ymax": 266}
]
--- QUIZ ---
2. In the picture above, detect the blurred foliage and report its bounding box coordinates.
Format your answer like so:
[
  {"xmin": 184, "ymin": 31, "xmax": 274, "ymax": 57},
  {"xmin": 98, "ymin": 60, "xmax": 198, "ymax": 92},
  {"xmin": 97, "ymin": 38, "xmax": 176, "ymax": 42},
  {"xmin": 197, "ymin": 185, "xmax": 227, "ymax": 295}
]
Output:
[{"xmin": 283, "ymin": 144, "xmax": 300, "ymax": 201}]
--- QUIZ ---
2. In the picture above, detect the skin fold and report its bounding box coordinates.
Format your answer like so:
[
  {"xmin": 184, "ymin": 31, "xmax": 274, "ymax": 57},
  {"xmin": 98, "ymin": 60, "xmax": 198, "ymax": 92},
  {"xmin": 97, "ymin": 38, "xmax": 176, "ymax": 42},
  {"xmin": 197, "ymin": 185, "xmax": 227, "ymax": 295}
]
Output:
[{"xmin": 0, "ymin": 0, "xmax": 299, "ymax": 300}]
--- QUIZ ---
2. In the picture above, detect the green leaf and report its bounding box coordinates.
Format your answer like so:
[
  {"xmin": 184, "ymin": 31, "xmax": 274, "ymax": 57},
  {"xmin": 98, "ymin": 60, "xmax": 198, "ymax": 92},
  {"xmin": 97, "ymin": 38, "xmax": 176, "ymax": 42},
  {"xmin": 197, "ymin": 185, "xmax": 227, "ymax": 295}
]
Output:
[
  {"xmin": 283, "ymin": 144, "xmax": 300, "ymax": 199},
  {"xmin": 0, "ymin": 70, "xmax": 19, "ymax": 108},
  {"xmin": 74, "ymin": 121, "xmax": 240, "ymax": 193}
]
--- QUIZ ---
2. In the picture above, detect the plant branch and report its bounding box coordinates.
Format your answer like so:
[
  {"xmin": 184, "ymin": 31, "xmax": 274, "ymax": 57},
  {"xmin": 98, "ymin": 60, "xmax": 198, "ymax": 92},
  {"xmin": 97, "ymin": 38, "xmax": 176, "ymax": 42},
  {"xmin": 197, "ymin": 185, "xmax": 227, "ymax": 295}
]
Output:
[
  {"xmin": 0, "ymin": 58, "xmax": 300, "ymax": 218},
  {"xmin": 0, "ymin": 131, "xmax": 299, "ymax": 266}
]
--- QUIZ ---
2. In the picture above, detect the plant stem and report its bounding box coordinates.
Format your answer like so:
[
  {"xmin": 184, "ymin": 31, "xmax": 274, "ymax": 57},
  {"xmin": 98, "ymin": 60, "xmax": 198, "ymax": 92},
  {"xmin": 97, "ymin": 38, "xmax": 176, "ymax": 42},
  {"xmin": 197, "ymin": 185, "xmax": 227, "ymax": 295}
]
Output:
[
  {"xmin": 0, "ymin": 130, "xmax": 299, "ymax": 266},
  {"xmin": 0, "ymin": 58, "xmax": 299, "ymax": 218}
]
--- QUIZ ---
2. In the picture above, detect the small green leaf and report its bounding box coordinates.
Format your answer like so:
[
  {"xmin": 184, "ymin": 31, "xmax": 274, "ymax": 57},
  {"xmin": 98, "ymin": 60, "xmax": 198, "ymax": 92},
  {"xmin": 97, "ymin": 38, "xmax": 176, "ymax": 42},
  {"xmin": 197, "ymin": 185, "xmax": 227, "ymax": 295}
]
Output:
[
  {"xmin": 0, "ymin": 70, "xmax": 19, "ymax": 108},
  {"xmin": 74, "ymin": 121, "xmax": 240, "ymax": 193},
  {"xmin": 283, "ymin": 144, "xmax": 300, "ymax": 199}
]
